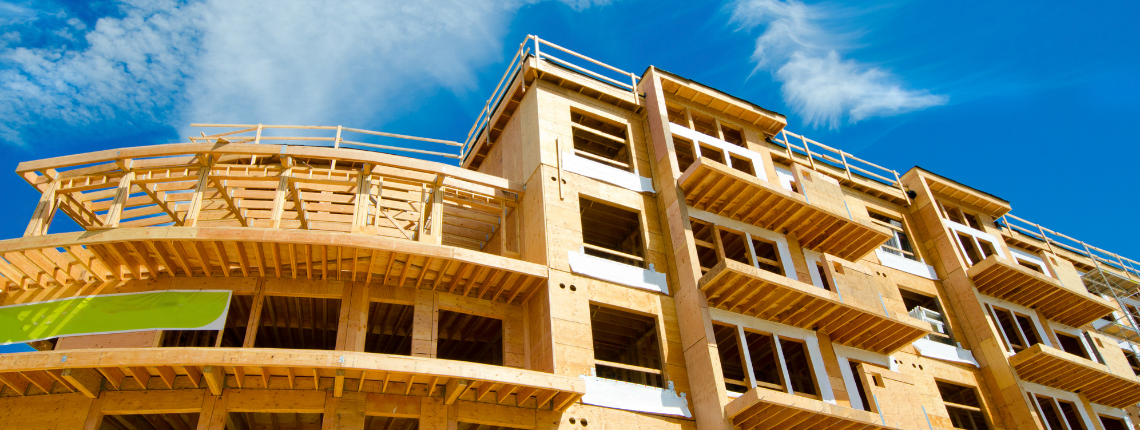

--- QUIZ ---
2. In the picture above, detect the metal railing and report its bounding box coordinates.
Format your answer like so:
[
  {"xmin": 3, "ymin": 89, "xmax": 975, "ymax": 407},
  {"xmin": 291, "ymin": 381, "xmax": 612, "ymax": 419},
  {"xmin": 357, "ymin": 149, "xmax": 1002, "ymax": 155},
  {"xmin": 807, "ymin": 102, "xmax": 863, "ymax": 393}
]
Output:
[
  {"xmin": 770, "ymin": 129, "xmax": 909, "ymax": 202},
  {"xmin": 460, "ymin": 35, "xmax": 640, "ymax": 164},
  {"xmin": 189, "ymin": 124, "xmax": 464, "ymax": 160}
]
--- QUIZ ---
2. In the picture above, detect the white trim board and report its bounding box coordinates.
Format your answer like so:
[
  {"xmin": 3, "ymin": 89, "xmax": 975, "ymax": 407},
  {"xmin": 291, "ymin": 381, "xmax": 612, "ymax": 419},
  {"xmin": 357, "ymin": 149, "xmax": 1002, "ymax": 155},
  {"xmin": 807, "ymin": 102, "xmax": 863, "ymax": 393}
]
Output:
[
  {"xmin": 668, "ymin": 122, "xmax": 770, "ymax": 182},
  {"xmin": 688, "ymin": 208, "xmax": 799, "ymax": 282},
  {"xmin": 874, "ymin": 248, "xmax": 939, "ymax": 281},
  {"xmin": 579, "ymin": 375, "xmax": 691, "ymax": 418},
  {"xmin": 1023, "ymin": 382, "xmax": 1099, "ymax": 430},
  {"xmin": 911, "ymin": 338, "xmax": 979, "ymax": 367},
  {"xmin": 831, "ymin": 344, "xmax": 891, "ymax": 412},
  {"xmin": 567, "ymin": 250, "xmax": 669, "ymax": 294},
  {"xmin": 561, "ymin": 151, "xmax": 655, "ymax": 193}
]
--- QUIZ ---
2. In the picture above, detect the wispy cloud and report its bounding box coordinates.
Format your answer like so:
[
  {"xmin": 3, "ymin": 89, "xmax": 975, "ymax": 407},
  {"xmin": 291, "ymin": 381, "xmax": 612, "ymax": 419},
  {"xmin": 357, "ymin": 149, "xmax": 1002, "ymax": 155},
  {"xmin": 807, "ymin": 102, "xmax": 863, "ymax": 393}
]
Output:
[
  {"xmin": 729, "ymin": 0, "xmax": 946, "ymax": 128},
  {"xmin": 0, "ymin": 0, "xmax": 599, "ymax": 146}
]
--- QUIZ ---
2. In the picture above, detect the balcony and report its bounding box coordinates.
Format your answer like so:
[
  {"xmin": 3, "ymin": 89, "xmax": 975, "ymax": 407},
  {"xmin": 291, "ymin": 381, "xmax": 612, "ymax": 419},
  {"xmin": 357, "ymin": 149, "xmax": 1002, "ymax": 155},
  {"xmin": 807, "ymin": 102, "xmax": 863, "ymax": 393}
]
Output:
[
  {"xmin": 726, "ymin": 387, "xmax": 899, "ymax": 430},
  {"xmin": 1010, "ymin": 344, "xmax": 1140, "ymax": 408},
  {"xmin": 679, "ymin": 157, "xmax": 890, "ymax": 262},
  {"xmin": 967, "ymin": 256, "xmax": 1114, "ymax": 327},
  {"xmin": 698, "ymin": 260, "xmax": 930, "ymax": 354},
  {"xmin": 0, "ymin": 348, "xmax": 584, "ymax": 410}
]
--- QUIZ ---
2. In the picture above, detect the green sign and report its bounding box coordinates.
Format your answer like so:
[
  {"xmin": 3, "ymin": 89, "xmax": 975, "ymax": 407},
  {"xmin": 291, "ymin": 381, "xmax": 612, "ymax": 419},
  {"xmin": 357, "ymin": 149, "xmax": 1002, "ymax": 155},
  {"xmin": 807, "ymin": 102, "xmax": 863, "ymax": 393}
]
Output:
[{"xmin": 0, "ymin": 290, "xmax": 231, "ymax": 344}]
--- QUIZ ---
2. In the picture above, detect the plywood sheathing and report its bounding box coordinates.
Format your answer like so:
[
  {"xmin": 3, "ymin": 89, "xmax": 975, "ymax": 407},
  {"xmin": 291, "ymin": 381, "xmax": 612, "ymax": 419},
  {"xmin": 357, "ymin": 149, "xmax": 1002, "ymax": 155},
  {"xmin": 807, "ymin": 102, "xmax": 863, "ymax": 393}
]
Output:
[
  {"xmin": 1010, "ymin": 343, "xmax": 1140, "ymax": 408},
  {"xmin": 679, "ymin": 156, "xmax": 891, "ymax": 262},
  {"xmin": 725, "ymin": 386, "xmax": 900, "ymax": 430},
  {"xmin": 967, "ymin": 255, "xmax": 1115, "ymax": 327}
]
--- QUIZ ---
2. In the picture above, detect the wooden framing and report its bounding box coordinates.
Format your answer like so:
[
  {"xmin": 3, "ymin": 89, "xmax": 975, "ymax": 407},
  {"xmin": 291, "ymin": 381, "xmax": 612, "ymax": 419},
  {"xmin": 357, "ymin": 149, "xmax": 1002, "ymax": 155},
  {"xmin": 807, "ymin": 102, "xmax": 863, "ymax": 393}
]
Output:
[
  {"xmin": 0, "ymin": 348, "xmax": 584, "ymax": 410},
  {"xmin": 679, "ymin": 157, "xmax": 891, "ymax": 261},
  {"xmin": 699, "ymin": 260, "xmax": 929, "ymax": 354},
  {"xmin": 968, "ymin": 256, "xmax": 1114, "ymax": 327},
  {"xmin": 725, "ymin": 387, "xmax": 900, "ymax": 430},
  {"xmin": 655, "ymin": 72, "xmax": 787, "ymax": 137},
  {"xmin": 0, "ymin": 227, "xmax": 546, "ymax": 305},
  {"xmin": 1010, "ymin": 344, "xmax": 1140, "ymax": 408}
]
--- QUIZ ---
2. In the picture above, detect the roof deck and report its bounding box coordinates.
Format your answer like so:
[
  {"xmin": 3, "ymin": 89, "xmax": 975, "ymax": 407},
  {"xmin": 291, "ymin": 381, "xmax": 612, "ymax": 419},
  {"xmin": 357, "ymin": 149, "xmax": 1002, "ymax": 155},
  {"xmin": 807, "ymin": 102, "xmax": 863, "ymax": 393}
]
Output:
[
  {"xmin": 1010, "ymin": 344, "xmax": 1140, "ymax": 409},
  {"xmin": 699, "ymin": 260, "xmax": 930, "ymax": 354},
  {"xmin": 726, "ymin": 387, "xmax": 899, "ymax": 430},
  {"xmin": 967, "ymin": 256, "xmax": 1114, "ymax": 327},
  {"xmin": 679, "ymin": 157, "xmax": 890, "ymax": 262},
  {"xmin": 0, "ymin": 348, "xmax": 583, "ymax": 410}
]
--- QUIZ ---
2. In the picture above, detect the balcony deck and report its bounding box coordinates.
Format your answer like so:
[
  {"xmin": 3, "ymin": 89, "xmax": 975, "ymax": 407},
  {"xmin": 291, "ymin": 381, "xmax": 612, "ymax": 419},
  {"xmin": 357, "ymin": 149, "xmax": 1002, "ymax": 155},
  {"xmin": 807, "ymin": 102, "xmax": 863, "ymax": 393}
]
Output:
[
  {"xmin": 1010, "ymin": 344, "xmax": 1140, "ymax": 409},
  {"xmin": 0, "ymin": 348, "xmax": 583, "ymax": 410},
  {"xmin": 699, "ymin": 260, "xmax": 929, "ymax": 354},
  {"xmin": 679, "ymin": 157, "xmax": 891, "ymax": 262},
  {"xmin": 726, "ymin": 387, "xmax": 899, "ymax": 430},
  {"xmin": 967, "ymin": 256, "xmax": 1114, "ymax": 327},
  {"xmin": 0, "ymin": 227, "xmax": 547, "ymax": 305}
]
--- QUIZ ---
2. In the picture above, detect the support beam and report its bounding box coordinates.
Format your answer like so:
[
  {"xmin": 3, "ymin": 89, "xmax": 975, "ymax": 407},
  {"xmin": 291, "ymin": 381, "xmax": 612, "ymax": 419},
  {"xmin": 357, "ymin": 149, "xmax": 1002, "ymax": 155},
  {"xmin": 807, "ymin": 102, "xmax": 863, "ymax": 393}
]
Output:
[
  {"xmin": 203, "ymin": 366, "xmax": 224, "ymax": 396},
  {"xmin": 443, "ymin": 379, "xmax": 469, "ymax": 405}
]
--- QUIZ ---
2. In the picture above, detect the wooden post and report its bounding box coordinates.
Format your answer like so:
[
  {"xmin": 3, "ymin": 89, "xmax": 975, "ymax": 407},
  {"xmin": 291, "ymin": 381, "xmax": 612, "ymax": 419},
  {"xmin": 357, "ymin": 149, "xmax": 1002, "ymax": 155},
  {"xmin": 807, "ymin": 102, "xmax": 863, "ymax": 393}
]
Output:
[
  {"xmin": 270, "ymin": 167, "xmax": 292, "ymax": 229},
  {"xmin": 352, "ymin": 165, "xmax": 371, "ymax": 233},
  {"xmin": 184, "ymin": 167, "xmax": 211, "ymax": 227},
  {"xmin": 103, "ymin": 172, "xmax": 135, "ymax": 228},
  {"xmin": 24, "ymin": 181, "xmax": 59, "ymax": 236}
]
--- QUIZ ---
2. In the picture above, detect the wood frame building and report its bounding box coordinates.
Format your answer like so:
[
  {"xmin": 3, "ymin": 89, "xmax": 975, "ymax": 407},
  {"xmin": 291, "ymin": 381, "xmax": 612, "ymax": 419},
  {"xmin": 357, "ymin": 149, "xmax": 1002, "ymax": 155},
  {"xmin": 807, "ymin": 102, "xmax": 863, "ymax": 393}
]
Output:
[{"xmin": 1, "ymin": 35, "xmax": 1138, "ymax": 430}]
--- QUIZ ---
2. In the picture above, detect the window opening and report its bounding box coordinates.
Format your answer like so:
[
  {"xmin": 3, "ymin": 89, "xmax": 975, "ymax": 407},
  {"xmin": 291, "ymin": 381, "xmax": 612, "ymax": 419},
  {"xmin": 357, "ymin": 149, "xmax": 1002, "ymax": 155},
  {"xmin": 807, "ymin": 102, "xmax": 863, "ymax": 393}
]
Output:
[
  {"xmin": 673, "ymin": 136, "xmax": 696, "ymax": 173},
  {"xmin": 712, "ymin": 323, "xmax": 750, "ymax": 393},
  {"xmin": 989, "ymin": 305, "xmax": 1039, "ymax": 353},
  {"xmin": 775, "ymin": 165, "xmax": 799, "ymax": 193},
  {"xmin": 666, "ymin": 103, "xmax": 687, "ymax": 125},
  {"xmin": 691, "ymin": 218, "xmax": 719, "ymax": 276},
  {"xmin": 1100, "ymin": 416, "xmax": 1128, "ymax": 430},
  {"xmin": 1018, "ymin": 260, "xmax": 1045, "ymax": 273},
  {"xmin": 1082, "ymin": 333, "xmax": 1104, "ymax": 363},
  {"xmin": 781, "ymin": 339, "xmax": 819, "ymax": 397},
  {"xmin": 868, "ymin": 211, "xmax": 917, "ymax": 261},
  {"xmin": 718, "ymin": 228, "xmax": 752, "ymax": 266},
  {"xmin": 937, "ymin": 381, "xmax": 990, "ymax": 430},
  {"xmin": 1055, "ymin": 332, "xmax": 1090, "ymax": 360},
  {"xmin": 751, "ymin": 237, "xmax": 784, "ymax": 276},
  {"xmin": 939, "ymin": 202, "xmax": 966, "ymax": 225},
  {"xmin": 100, "ymin": 413, "xmax": 199, "ymax": 430},
  {"xmin": 364, "ymin": 416, "xmax": 418, "ymax": 430},
  {"xmin": 962, "ymin": 213, "xmax": 982, "ymax": 230},
  {"xmin": 721, "ymin": 124, "xmax": 745, "ymax": 147},
  {"xmin": 978, "ymin": 241, "xmax": 996, "ymax": 259},
  {"xmin": 729, "ymin": 155, "xmax": 755, "ymax": 176},
  {"xmin": 700, "ymin": 143, "xmax": 725, "ymax": 164},
  {"xmin": 1014, "ymin": 314, "xmax": 1041, "ymax": 346},
  {"xmin": 1123, "ymin": 350, "xmax": 1140, "ymax": 376},
  {"xmin": 436, "ymin": 310, "xmax": 503, "ymax": 365},
  {"xmin": 690, "ymin": 111, "xmax": 718, "ymax": 137},
  {"xmin": 580, "ymin": 198, "xmax": 645, "ymax": 268},
  {"xmin": 1126, "ymin": 304, "xmax": 1140, "ymax": 325},
  {"xmin": 848, "ymin": 361, "xmax": 874, "ymax": 412},
  {"xmin": 570, "ymin": 109, "xmax": 632, "ymax": 172},
  {"xmin": 815, "ymin": 264, "xmax": 832, "ymax": 291},
  {"xmin": 226, "ymin": 412, "xmax": 323, "ymax": 430},
  {"xmin": 590, "ymin": 304, "xmax": 664, "ymax": 388},
  {"xmin": 901, "ymin": 290, "xmax": 953, "ymax": 345},
  {"xmin": 254, "ymin": 296, "xmax": 340, "ymax": 350},
  {"xmin": 957, "ymin": 233, "xmax": 984, "ymax": 266},
  {"xmin": 364, "ymin": 302, "xmax": 414, "ymax": 355},
  {"xmin": 1056, "ymin": 400, "xmax": 1087, "ymax": 430},
  {"xmin": 744, "ymin": 331, "xmax": 785, "ymax": 391}
]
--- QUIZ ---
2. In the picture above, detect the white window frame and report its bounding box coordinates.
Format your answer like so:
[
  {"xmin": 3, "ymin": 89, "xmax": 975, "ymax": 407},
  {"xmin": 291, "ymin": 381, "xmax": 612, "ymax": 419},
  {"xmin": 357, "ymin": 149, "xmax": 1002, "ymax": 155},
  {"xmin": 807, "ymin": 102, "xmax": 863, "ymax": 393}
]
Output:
[
  {"xmin": 1025, "ymin": 383, "xmax": 1097, "ymax": 430},
  {"xmin": 709, "ymin": 307, "xmax": 835, "ymax": 404},
  {"xmin": 947, "ymin": 221, "xmax": 1006, "ymax": 265},
  {"xmin": 1048, "ymin": 322, "xmax": 1100, "ymax": 364},
  {"xmin": 1009, "ymin": 246, "xmax": 1054, "ymax": 278},
  {"xmin": 669, "ymin": 122, "xmax": 770, "ymax": 182},
  {"xmin": 832, "ymin": 344, "xmax": 892, "ymax": 412},
  {"xmin": 980, "ymin": 295, "xmax": 1052, "ymax": 355}
]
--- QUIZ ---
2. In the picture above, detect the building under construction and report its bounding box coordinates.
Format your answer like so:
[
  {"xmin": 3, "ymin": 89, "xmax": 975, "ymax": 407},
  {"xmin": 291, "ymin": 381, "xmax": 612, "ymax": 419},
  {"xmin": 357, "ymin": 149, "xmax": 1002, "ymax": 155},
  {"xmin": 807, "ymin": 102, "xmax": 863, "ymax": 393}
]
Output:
[{"xmin": 1, "ymin": 35, "xmax": 1139, "ymax": 430}]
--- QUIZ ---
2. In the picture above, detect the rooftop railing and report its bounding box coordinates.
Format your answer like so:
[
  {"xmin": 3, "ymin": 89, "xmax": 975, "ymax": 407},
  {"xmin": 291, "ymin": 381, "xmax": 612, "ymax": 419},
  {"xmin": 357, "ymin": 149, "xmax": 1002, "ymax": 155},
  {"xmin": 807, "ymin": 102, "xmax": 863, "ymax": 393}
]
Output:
[
  {"xmin": 769, "ymin": 129, "xmax": 910, "ymax": 203},
  {"xmin": 998, "ymin": 213, "xmax": 1140, "ymax": 282},
  {"xmin": 190, "ymin": 124, "xmax": 464, "ymax": 161}
]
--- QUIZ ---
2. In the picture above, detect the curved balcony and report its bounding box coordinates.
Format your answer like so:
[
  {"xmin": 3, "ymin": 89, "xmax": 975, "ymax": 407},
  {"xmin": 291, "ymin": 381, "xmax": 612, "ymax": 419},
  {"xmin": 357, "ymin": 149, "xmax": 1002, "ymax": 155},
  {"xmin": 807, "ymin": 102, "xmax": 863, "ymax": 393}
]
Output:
[
  {"xmin": 679, "ymin": 157, "xmax": 890, "ymax": 262},
  {"xmin": 0, "ymin": 348, "xmax": 583, "ymax": 411}
]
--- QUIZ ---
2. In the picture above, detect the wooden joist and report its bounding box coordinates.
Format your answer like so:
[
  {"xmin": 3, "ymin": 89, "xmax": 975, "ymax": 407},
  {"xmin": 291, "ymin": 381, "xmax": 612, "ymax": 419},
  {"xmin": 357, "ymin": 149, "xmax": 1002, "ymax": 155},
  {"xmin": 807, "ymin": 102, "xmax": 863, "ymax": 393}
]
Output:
[
  {"xmin": 680, "ymin": 158, "xmax": 891, "ymax": 262},
  {"xmin": 0, "ymin": 348, "xmax": 585, "ymax": 411},
  {"xmin": 0, "ymin": 227, "xmax": 547, "ymax": 305},
  {"xmin": 726, "ymin": 387, "xmax": 899, "ymax": 430},
  {"xmin": 699, "ymin": 260, "xmax": 930, "ymax": 354},
  {"xmin": 657, "ymin": 73, "xmax": 787, "ymax": 137},
  {"xmin": 1010, "ymin": 344, "xmax": 1140, "ymax": 409},
  {"xmin": 967, "ymin": 256, "xmax": 1114, "ymax": 327}
]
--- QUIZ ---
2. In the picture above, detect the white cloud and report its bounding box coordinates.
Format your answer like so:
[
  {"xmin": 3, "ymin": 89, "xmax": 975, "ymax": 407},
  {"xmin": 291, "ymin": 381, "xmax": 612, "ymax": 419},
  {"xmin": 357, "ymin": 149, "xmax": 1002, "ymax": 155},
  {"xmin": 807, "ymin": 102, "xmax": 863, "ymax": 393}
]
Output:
[
  {"xmin": 0, "ymin": 0, "xmax": 598, "ymax": 146},
  {"xmin": 729, "ymin": 0, "xmax": 946, "ymax": 128}
]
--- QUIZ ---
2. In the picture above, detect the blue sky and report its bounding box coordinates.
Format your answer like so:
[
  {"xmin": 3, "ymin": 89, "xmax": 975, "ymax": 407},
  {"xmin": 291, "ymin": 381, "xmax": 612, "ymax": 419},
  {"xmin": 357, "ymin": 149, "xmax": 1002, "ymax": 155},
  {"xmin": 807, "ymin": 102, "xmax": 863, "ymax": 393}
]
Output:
[{"xmin": 1, "ymin": 0, "xmax": 1137, "ymax": 259}]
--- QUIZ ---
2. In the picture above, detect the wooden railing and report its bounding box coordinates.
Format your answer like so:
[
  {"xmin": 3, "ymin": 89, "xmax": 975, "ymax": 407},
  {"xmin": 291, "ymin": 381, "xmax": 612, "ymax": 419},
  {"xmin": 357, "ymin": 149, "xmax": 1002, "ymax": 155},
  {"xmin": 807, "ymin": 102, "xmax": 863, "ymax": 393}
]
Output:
[
  {"xmin": 998, "ymin": 213, "xmax": 1140, "ymax": 280},
  {"xmin": 189, "ymin": 124, "xmax": 464, "ymax": 160},
  {"xmin": 461, "ymin": 35, "xmax": 640, "ymax": 164},
  {"xmin": 770, "ymin": 130, "xmax": 909, "ymax": 203}
]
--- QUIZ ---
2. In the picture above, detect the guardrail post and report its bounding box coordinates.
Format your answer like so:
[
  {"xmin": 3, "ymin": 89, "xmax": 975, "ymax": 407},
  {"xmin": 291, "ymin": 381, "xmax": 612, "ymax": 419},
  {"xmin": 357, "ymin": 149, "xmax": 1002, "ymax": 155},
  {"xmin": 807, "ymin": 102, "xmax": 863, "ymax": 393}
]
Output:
[
  {"xmin": 334, "ymin": 125, "xmax": 342, "ymax": 149},
  {"xmin": 24, "ymin": 181, "xmax": 59, "ymax": 237},
  {"xmin": 893, "ymin": 170, "xmax": 909, "ymax": 205},
  {"xmin": 534, "ymin": 35, "xmax": 541, "ymax": 72},
  {"xmin": 800, "ymin": 135, "xmax": 817, "ymax": 170}
]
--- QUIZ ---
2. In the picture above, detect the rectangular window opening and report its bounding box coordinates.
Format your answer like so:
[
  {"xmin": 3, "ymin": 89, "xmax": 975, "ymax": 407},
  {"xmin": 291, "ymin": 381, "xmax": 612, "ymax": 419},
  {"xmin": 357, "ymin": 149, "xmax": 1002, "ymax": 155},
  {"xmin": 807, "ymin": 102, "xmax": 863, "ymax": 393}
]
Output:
[
  {"xmin": 364, "ymin": 302, "xmax": 414, "ymax": 355},
  {"xmin": 815, "ymin": 263, "xmax": 832, "ymax": 292},
  {"xmin": 1018, "ymin": 260, "xmax": 1045, "ymax": 273},
  {"xmin": 744, "ymin": 331, "xmax": 784, "ymax": 391},
  {"xmin": 718, "ymin": 228, "xmax": 752, "ymax": 266},
  {"xmin": 674, "ymin": 136, "xmax": 696, "ymax": 173},
  {"xmin": 869, "ymin": 211, "xmax": 917, "ymax": 261},
  {"xmin": 1056, "ymin": 400, "xmax": 1087, "ymax": 430},
  {"xmin": 1034, "ymin": 395, "xmax": 1068, "ymax": 430},
  {"xmin": 571, "ymin": 109, "xmax": 632, "ymax": 172},
  {"xmin": 1055, "ymin": 332, "xmax": 1090, "ymax": 360},
  {"xmin": 751, "ymin": 237, "xmax": 784, "ymax": 276},
  {"xmin": 254, "ymin": 296, "xmax": 341, "ymax": 351},
  {"xmin": 729, "ymin": 155, "xmax": 755, "ymax": 176},
  {"xmin": 901, "ymin": 290, "xmax": 953, "ymax": 345},
  {"xmin": 580, "ymin": 198, "xmax": 645, "ymax": 268},
  {"xmin": 590, "ymin": 304, "xmax": 664, "ymax": 388},
  {"xmin": 691, "ymin": 218, "xmax": 719, "ymax": 276},
  {"xmin": 1124, "ymin": 350, "xmax": 1140, "ymax": 376},
  {"xmin": 227, "ymin": 412, "xmax": 323, "ymax": 430},
  {"xmin": 1101, "ymin": 416, "xmax": 1128, "ymax": 430},
  {"xmin": 712, "ymin": 323, "xmax": 750, "ymax": 393},
  {"xmin": 721, "ymin": 125, "xmax": 745, "ymax": 147},
  {"xmin": 436, "ymin": 310, "xmax": 503, "ymax": 365},
  {"xmin": 101, "ymin": 413, "xmax": 200, "ymax": 430},
  {"xmin": 957, "ymin": 233, "xmax": 984, "ymax": 266},
  {"xmin": 937, "ymin": 381, "xmax": 990, "ymax": 430},
  {"xmin": 690, "ymin": 111, "xmax": 718, "ymax": 137},
  {"xmin": 849, "ymin": 361, "xmax": 874, "ymax": 412},
  {"xmin": 991, "ymin": 306, "xmax": 1031, "ymax": 353},
  {"xmin": 700, "ymin": 143, "xmax": 725, "ymax": 165},
  {"xmin": 963, "ymin": 213, "xmax": 982, "ymax": 230},
  {"xmin": 666, "ymin": 103, "xmax": 687, "ymax": 126},
  {"xmin": 781, "ymin": 338, "xmax": 819, "ymax": 397}
]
